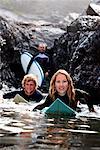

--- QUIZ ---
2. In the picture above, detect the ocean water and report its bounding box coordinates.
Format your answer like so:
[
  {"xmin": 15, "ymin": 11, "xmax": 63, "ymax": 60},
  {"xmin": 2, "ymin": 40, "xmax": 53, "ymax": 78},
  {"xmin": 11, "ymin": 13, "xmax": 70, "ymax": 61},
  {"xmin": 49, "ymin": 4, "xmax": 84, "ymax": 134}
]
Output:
[
  {"xmin": 0, "ymin": 0, "xmax": 90, "ymax": 23},
  {"xmin": 0, "ymin": 100, "xmax": 100, "ymax": 149}
]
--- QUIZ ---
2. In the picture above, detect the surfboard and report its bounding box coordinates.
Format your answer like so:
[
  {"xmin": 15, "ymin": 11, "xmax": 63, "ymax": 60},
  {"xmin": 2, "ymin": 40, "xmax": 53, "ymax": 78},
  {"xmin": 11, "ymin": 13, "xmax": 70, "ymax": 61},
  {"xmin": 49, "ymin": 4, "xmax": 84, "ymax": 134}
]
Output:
[
  {"xmin": 13, "ymin": 94, "xmax": 30, "ymax": 104},
  {"xmin": 42, "ymin": 98, "xmax": 76, "ymax": 116},
  {"xmin": 21, "ymin": 51, "xmax": 44, "ymax": 87}
]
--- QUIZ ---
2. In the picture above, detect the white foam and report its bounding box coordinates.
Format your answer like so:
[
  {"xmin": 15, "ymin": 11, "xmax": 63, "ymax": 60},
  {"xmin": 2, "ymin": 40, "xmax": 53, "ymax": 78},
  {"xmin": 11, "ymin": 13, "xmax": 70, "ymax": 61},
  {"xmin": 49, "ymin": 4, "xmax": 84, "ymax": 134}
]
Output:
[{"xmin": 76, "ymin": 104, "xmax": 100, "ymax": 118}]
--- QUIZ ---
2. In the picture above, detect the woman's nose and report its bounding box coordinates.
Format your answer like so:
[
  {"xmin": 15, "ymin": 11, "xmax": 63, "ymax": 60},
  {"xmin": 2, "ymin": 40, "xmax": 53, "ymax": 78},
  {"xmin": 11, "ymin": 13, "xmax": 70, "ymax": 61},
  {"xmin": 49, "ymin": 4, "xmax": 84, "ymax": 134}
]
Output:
[{"xmin": 59, "ymin": 82, "xmax": 63, "ymax": 86}]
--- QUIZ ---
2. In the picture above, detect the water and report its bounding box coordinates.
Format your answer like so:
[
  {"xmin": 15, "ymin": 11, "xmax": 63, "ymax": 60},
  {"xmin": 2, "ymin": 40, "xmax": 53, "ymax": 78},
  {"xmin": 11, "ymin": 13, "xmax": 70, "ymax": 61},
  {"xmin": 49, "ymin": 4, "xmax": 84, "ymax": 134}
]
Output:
[
  {"xmin": 0, "ymin": 0, "xmax": 90, "ymax": 23},
  {"xmin": 0, "ymin": 101, "xmax": 100, "ymax": 149}
]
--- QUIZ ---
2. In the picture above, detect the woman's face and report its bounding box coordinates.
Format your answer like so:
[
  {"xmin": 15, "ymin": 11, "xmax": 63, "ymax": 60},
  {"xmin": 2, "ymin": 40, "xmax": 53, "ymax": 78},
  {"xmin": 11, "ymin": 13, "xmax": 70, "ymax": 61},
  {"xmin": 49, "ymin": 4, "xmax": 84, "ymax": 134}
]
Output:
[
  {"xmin": 24, "ymin": 80, "xmax": 36, "ymax": 95},
  {"xmin": 55, "ymin": 73, "xmax": 69, "ymax": 96}
]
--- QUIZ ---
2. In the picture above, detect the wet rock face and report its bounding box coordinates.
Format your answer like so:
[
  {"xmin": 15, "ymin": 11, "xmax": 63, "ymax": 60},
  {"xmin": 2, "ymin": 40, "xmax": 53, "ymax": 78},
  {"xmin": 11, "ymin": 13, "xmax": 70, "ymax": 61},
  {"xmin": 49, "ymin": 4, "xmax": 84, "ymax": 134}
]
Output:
[
  {"xmin": 53, "ymin": 15, "xmax": 100, "ymax": 103},
  {"xmin": 0, "ymin": 15, "xmax": 100, "ymax": 103},
  {"xmin": 0, "ymin": 17, "xmax": 65, "ymax": 88}
]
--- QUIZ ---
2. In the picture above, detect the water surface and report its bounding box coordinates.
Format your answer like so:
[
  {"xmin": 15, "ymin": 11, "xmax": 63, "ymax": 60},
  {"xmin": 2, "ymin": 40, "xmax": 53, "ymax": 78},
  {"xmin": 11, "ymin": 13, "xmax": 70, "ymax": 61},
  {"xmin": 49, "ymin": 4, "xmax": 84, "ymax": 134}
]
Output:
[
  {"xmin": 0, "ymin": 0, "xmax": 90, "ymax": 22},
  {"xmin": 0, "ymin": 102, "xmax": 100, "ymax": 149}
]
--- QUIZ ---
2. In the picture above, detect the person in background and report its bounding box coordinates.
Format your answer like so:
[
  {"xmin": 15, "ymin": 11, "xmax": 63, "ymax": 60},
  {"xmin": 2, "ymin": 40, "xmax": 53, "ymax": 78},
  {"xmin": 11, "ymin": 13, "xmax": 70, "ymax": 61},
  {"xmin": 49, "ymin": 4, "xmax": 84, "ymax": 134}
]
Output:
[
  {"xmin": 34, "ymin": 43, "xmax": 50, "ymax": 77},
  {"xmin": 25, "ymin": 42, "xmax": 52, "ymax": 92},
  {"xmin": 3, "ymin": 74, "xmax": 43, "ymax": 102},
  {"xmin": 34, "ymin": 42, "xmax": 51, "ymax": 91},
  {"xmin": 34, "ymin": 69, "xmax": 95, "ymax": 112}
]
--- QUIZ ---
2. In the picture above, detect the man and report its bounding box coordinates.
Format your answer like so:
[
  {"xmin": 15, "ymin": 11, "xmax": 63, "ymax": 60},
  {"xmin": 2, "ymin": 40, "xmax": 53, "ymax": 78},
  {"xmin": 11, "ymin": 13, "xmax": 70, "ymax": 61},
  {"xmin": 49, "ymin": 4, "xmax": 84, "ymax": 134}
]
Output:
[
  {"xmin": 34, "ymin": 43, "xmax": 50, "ymax": 78},
  {"xmin": 3, "ymin": 74, "xmax": 43, "ymax": 103},
  {"xmin": 34, "ymin": 43, "xmax": 51, "ymax": 92}
]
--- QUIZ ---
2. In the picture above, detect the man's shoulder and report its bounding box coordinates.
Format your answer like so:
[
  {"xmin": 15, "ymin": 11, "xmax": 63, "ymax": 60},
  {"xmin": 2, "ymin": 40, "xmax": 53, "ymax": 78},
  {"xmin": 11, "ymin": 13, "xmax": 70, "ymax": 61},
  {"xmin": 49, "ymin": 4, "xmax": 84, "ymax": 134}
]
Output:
[{"xmin": 35, "ymin": 90, "xmax": 43, "ymax": 96}]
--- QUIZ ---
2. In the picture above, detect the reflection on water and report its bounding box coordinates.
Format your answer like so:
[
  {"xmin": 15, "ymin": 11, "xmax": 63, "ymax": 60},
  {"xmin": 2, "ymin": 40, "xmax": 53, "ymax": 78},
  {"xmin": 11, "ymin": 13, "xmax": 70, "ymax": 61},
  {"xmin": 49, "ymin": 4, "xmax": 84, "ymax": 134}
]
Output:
[{"xmin": 0, "ymin": 101, "xmax": 100, "ymax": 149}]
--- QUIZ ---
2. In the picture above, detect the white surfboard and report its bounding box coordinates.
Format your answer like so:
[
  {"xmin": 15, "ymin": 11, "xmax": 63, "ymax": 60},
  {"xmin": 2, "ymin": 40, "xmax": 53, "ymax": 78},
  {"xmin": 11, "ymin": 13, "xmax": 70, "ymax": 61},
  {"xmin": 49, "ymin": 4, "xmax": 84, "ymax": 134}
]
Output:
[{"xmin": 21, "ymin": 51, "xmax": 44, "ymax": 87}]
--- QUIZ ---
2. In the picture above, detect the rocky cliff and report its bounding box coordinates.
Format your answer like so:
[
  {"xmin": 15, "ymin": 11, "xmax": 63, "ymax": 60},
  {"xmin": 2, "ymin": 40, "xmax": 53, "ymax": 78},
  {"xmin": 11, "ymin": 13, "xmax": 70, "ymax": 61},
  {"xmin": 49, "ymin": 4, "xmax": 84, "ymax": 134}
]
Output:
[{"xmin": 0, "ymin": 6, "xmax": 100, "ymax": 104}]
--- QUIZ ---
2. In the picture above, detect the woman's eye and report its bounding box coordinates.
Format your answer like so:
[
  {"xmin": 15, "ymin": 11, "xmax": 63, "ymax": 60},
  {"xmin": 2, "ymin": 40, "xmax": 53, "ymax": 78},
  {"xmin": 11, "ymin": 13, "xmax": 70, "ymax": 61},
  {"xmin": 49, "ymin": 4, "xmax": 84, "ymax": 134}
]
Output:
[
  {"xmin": 56, "ymin": 80, "xmax": 68, "ymax": 83},
  {"xmin": 63, "ymin": 80, "xmax": 68, "ymax": 83},
  {"xmin": 56, "ymin": 81, "xmax": 60, "ymax": 83}
]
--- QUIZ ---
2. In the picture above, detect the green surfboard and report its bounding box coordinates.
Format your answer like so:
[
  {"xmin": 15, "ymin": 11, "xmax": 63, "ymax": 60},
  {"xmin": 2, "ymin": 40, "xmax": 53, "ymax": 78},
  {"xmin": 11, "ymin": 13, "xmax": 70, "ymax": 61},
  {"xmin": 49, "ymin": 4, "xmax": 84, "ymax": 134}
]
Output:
[{"xmin": 42, "ymin": 98, "xmax": 76, "ymax": 116}]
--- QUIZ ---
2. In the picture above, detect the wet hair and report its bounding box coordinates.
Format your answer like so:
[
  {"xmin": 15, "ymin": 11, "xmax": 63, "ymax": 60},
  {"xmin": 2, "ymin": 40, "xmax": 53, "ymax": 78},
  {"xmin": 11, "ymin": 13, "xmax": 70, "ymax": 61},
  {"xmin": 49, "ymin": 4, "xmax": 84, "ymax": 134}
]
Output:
[
  {"xmin": 49, "ymin": 69, "xmax": 75, "ymax": 101},
  {"xmin": 22, "ymin": 74, "xmax": 38, "ymax": 89}
]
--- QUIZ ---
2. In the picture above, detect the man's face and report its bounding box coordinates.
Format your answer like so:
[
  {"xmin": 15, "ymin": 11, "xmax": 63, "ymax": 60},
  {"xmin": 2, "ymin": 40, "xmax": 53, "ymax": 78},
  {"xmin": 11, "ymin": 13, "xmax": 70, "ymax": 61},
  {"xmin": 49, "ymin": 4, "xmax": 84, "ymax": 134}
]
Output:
[
  {"xmin": 38, "ymin": 44, "xmax": 46, "ymax": 53},
  {"xmin": 24, "ymin": 80, "xmax": 36, "ymax": 95}
]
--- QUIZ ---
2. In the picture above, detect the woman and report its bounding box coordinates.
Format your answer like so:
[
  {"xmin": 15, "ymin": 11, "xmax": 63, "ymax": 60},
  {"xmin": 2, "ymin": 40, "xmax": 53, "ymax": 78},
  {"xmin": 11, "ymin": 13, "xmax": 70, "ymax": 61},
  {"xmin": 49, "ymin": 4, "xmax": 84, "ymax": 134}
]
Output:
[
  {"xmin": 34, "ymin": 69, "xmax": 77, "ymax": 110},
  {"xmin": 3, "ymin": 74, "xmax": 43, "ymax": 102}
]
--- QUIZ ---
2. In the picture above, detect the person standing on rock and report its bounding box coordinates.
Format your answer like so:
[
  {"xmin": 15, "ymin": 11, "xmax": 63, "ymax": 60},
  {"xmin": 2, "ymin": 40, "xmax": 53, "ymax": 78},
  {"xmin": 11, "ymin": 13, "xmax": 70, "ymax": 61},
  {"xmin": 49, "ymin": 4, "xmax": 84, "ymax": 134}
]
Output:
[
  {"xmin": 34, "ymin": 43, "xmax": 50, "ymax": 78},
  {"xmin": 25, "ymin": 42, "xmax": 52, "ymax": 92},
  {"xmin": 34, "ymin": 42, "xmax": 51, "ymax": 92}
]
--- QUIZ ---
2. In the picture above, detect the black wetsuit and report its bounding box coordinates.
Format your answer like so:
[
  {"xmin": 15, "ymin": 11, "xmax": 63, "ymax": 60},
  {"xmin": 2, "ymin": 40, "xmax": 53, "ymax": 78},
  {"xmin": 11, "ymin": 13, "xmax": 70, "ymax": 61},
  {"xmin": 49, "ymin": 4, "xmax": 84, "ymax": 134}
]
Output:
[
  {"xmin": 75, "ymin": 89, "xmax": 94, "ymax": 112},
  {"xmin": 34, "ymin": 89, "xmax": 94, "ymax": 112},
  {"xmin": 3, "ymin": 89, "xmax": 43, "ymax": 102},
  {"xmin": 34, "ymin": 52, "xmax": 50, "ymax": 74},
  {"xmin": 34, "ymin": 93, "xmax": 76, "ymax": 110}
]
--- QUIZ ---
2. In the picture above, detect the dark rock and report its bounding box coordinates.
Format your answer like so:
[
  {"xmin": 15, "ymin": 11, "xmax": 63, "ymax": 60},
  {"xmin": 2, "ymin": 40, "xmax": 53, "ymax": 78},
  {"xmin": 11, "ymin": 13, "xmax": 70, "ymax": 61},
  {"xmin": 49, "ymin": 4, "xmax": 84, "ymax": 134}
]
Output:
[
  {"xmin": 0, "ymin": 16, "xmax": 65, "ymax": 89},
  {"xmin": 0, "ymin": 14, "xmax": 100, "ymax": 104},
  {"xmin": 86, "ymin": 2, "xmax": 100, "ymax": 16},
  {"xmin": 52, "ymin": 15, "xmax": 100, "ymax": 104}
]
